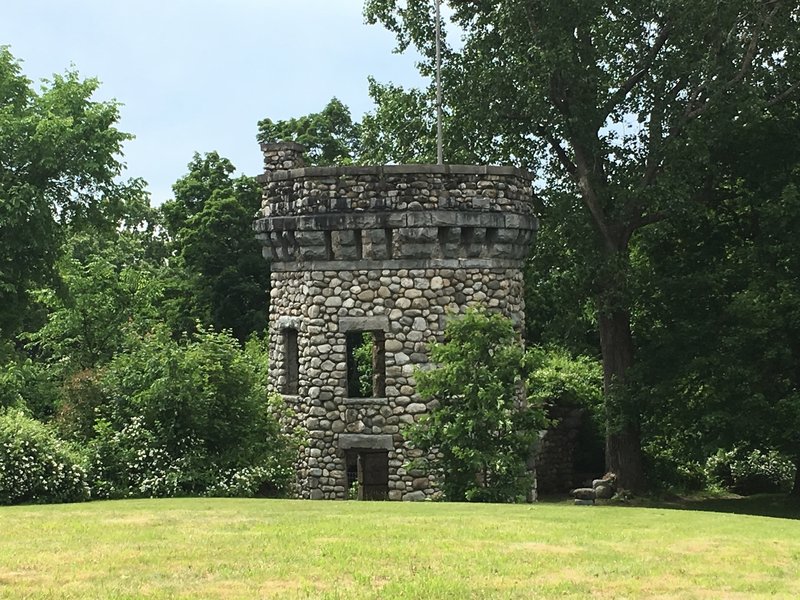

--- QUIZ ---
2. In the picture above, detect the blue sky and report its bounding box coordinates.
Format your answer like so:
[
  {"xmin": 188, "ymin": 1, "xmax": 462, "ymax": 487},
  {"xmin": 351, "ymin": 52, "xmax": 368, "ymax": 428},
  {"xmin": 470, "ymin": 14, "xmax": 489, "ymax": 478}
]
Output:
[{"xmin": 2, "ymin": 1, "xmax": 427, "ymax": 204}]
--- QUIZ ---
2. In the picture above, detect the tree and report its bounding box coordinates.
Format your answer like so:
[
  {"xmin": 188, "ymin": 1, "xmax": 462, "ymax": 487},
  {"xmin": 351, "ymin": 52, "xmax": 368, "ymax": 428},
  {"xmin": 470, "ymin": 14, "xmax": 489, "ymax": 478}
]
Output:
[
  {"xmin": 631, "ymin": 107, "xmax": 800, "ymax": 492},
  {"xmin": 160, "ymin": 152, "xmax": 268, "ymax": 341},
  {"xmin": 409, "ymin": 310, "xmax": 546, "ymax": 502},
  {"xmin": 0, "ymin": 46, "xmax": 135, "ymax": 339},
  {"xmin": 25, "ymin": 233, "xmax": 162, "ymax": 372},
  {"xmin": 365, "ymin": 0, "xmax": 800, "ymax": 490},
  {"xmin": 257, "ymin": 98, "xmax": 360, "ymax": 166}
]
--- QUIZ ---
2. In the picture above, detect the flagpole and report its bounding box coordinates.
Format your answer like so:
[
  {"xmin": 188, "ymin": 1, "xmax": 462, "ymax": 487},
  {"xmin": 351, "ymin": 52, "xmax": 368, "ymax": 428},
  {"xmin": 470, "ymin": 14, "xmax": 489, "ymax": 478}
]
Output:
[{"xmin": 435, "ymin": 0, "xmax": 443, "ymax": 165}]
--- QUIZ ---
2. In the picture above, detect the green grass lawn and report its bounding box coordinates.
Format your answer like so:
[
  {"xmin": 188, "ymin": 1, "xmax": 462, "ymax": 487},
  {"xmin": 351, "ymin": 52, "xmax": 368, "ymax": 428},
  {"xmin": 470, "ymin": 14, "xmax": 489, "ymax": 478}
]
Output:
[{"xmin": 1, "ymin": 498, "xmax": 799, "ymax": 599}]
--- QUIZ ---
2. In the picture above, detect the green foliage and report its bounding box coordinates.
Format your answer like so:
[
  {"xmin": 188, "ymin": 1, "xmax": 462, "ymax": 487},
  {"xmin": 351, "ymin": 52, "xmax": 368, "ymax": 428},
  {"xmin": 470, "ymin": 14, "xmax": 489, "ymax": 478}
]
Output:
[
  {"xmin": 0, "ymin": 46, "xmax": 136, "ymax": 339},
  {"xmin": 359, "ymin": 79, "xmax": 438, "ymax": 164},
  {"xmin": 0, "ymin": 408, "xmax": 89, "ymax": 504},
  {"xmin": 160, "ymin": 152, "xmax": 268, "ymax": 341},
  {"xmin": 0, "ymin": 357, "xmax": 60, "ymax": 420},
  {"xmin": 353, "ymin": 332, "xmax": 374, "ymax": 397},
  {"xmin": 527, "ymin": 346, "xmax": 602, "ymax": 411},
  {"xmin": 408, "ymin": 309, "xmax": 546, "ymax": 502},
  {"xmin": 633, "ymin": 111, "xmax": 800, "ymax": 488},
  {"xmin": 706, "ymin": 448, "xmax": 796, "ymax": 496},
  {"xmin": 85, "ymin": 328, "xmax": 295, "ymax": 498},
  {"xmin": 25, "ymin": 233, "xmax": 162, "ymax": 372},
  {"xmin": 257, "ymin": 98, "xmax": 360, "ymax": 166}
]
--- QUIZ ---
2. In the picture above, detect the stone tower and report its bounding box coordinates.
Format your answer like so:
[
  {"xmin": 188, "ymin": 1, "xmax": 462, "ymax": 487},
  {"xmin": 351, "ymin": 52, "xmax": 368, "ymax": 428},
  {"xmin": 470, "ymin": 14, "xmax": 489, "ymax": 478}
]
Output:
[{"xmin": 254, "ymin": 142, "xmax": 538, "ymax": 500}]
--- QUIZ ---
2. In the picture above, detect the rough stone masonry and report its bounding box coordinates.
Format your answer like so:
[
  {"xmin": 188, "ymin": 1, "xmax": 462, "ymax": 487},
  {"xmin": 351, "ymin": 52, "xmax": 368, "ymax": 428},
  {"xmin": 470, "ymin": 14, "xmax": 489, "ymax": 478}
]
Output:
[{"xmin": 254, "ymin": 141, "xmax": 538, "ymax": 500}]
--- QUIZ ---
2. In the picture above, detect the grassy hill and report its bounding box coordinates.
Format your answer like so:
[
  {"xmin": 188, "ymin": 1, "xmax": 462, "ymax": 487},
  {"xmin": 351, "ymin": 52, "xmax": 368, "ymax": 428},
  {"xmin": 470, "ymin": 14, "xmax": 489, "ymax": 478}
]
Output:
[{"xmin": 1, "ymin": 498, "xmax": 799, "ymax": 598}]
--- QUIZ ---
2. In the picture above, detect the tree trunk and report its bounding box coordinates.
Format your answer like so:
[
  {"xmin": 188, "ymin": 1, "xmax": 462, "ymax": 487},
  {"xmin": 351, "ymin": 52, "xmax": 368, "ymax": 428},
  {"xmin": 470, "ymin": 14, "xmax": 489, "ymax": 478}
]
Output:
[{"xmin": 598, "ymin": 306, "xmax": 645, "ymax": 493}]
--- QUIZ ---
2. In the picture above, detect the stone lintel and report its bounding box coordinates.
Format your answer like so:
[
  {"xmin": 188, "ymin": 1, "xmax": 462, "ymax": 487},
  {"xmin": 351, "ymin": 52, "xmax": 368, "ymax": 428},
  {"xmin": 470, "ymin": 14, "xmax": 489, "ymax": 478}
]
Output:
[
  {"xmin": 339, "ymin": 316, "xmax": 390, "ymax": 333},
  {"xmin": 341, "ymin": 397, "xmax": 389, "ymax": 406},
  {"xmin": 276, "ymin": 316, "xmax": 302, "ymax": 330},
  {"xmin": 338, "ymin": 433, "xmax": 394, "ymax": 451}
]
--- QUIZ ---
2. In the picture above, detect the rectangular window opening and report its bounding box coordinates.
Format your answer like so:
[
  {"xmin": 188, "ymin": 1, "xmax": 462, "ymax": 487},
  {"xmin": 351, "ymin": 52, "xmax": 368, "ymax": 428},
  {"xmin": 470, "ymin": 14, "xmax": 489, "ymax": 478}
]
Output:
[
  {"xmin": 345, "ymin": 330, "xmax": 386, "ymax": 398},
  {"xmin": 283, "ymin": 328, "xmax": 299, "ymax": 395},
  {"xmin": 324, "ymin": 230, "xmax": 333, "ymax": 260}
]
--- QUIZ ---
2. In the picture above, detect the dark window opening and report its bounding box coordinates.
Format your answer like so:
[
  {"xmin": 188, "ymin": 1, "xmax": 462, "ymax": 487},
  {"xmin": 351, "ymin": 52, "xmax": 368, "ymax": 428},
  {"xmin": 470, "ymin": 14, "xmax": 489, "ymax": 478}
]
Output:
[
  {"xmin": 324, "ymin": 230, "xmax": 333, "ymax": 260},
  {"xmin": 345, "ymin": 330, "xmax": 386, "ymax": 398},
  {"xmin": 283, "ymin": 328, "xmax": 299, "ymax": 395}
]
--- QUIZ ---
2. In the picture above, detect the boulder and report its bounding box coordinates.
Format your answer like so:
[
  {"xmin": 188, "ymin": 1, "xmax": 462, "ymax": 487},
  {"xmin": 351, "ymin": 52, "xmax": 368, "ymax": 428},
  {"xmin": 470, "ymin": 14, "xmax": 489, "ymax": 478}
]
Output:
[
  {"xmin": 594, "ymin": 484, "xmax": 614, "ymax": 500},
  {"xmin": 570, "ymin": 487, "xmax": 596, "ymax": 501}
]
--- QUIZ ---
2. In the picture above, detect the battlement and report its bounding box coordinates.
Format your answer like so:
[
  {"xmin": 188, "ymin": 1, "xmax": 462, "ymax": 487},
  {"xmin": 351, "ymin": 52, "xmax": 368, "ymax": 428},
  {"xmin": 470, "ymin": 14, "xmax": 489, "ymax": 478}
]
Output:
[{"xmin": 254, "ymin": 143, "xmax": 538, "ymax": 269}]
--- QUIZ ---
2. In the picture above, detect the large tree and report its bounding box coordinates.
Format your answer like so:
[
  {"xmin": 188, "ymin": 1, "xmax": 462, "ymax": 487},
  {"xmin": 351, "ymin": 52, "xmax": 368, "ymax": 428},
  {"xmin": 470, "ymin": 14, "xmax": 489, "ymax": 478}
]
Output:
[
  {"xmin": 160, "ymin": 152, "xmax": 268, "ymax": 341},
  {"xmin": 632, "ymin": 106, "xmax": 800, "ymax": 492},
  {"xmin": 364, "ymin": 0, "xmax": 800, "ymax": 490},
  {"xmin": 0, "ymin": 47, "xmax": 135, "ymax": 340}
]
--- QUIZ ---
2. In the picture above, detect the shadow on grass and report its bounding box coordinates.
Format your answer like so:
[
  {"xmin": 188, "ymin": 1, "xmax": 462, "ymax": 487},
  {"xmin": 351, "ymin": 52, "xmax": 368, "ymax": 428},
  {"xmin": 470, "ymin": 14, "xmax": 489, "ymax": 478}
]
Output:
[
  {"xmin": 538, "ymin": 492, "xmax": 800, "ymax": 520},
  {"xmin": 670, "ymin": 493, "xmax": 800, "ymax": 520}
]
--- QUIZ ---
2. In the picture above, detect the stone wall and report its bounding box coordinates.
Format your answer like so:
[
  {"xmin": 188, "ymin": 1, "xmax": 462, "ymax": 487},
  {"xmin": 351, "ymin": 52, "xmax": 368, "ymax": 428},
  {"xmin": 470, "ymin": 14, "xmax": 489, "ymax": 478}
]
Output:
[
  {"xmin": 536, "ymin": 405, "xmax": 585, "ymax": 494},
  {"xmin": 255, "ymin": 142, "xmax": 538, "ymax": 500},
  {"xmin": 269, "ymin": 266, "xmax": 525, "ymax": 500}
]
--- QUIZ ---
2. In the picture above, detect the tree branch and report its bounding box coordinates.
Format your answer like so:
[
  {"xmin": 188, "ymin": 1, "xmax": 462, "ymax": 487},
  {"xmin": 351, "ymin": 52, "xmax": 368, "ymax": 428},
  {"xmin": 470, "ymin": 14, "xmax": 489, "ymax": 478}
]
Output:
[
  {"xmin": 602, "ymin": 24, "xmax": 672, "ymax": 119},
  {"xmin": 630, "ymin": 211, "xmax": 667, "ymax": 232},
  {"xmin": 684, "ymin": 1, "xmax": 781, "ymax": 121},
  {"xmin": 571, "ymin": 142, "xmax": 616, "ymax": 251},
  {"xmin": 537, "ymin": 126, "xmax": 578, "ymax": 178},
  {"xmin": 766, "ymin": 81, "xmax": 800, "ymax": 107}
]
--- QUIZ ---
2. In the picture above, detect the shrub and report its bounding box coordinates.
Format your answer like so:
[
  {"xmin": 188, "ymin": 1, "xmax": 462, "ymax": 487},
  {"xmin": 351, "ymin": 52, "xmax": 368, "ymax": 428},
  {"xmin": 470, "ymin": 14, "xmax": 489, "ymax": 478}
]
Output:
[
  {"xmin": 85, "ymin": 417, "xmax": 201, "ymax": 499},
  {"xmin": 0, "ymin": 408, "xmax": 89, "ymax": 504},
  {"xmin": 409, "ymin": 309, "xmax": 546, "ymax": 503},
  {"xmin": 705, "ymin": 447, "xmax": 796, "ymax": 494},
  {"xmin": 88, "ymin": 328, "xmax": 296, "ymax": 498},
  {"xmin": 644, "ymin": 442, "xmax": 707, "ymax": 492},
  {"xmin": 527, "ymin": 346, "xmax": 603, "ymax": 411}
]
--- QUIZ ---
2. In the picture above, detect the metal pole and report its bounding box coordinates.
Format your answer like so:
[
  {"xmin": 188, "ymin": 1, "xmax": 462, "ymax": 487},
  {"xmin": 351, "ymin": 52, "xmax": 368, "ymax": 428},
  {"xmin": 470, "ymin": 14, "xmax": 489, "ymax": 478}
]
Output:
[{"xmin": 435, "ymin": 0, "xmax": 443, "ymax": 165}]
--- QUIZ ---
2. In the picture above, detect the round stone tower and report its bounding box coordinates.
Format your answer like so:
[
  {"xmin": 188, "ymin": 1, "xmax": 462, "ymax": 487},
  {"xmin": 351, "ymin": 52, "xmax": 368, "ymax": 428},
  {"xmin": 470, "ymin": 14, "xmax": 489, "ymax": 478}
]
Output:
[{"xmin": 254, "ymin": 142, "xmax": 538, "ymax": 500}]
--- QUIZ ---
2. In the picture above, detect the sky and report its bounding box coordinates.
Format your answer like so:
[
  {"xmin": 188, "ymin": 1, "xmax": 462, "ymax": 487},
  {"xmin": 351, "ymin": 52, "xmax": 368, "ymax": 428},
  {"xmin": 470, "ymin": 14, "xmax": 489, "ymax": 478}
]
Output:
[{"xmin": 2, "ymin": 0, "xmax": 427, "ymax": 205}]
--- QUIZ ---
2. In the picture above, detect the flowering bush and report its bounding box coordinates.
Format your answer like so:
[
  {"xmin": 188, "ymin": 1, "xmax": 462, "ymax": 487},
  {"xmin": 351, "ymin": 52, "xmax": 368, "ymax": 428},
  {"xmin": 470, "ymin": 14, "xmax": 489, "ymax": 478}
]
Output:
[
  {"xmin": 85, "ymin": 417, "xmax": 200, "ymax": 499},
  {"xmin": 84, "ymin": 329, "xmax": 297, "ymax": 499},
  {"xmin": 0, "ymin": 408, "xmax": 89, "ymax": 504},
  {"xmin": 705, "ymin": 447, "xmax": 796, "ymax": 494},
  {"xmin": 204, "ymin": 459, "xmax": 295, "ymax": 498}
]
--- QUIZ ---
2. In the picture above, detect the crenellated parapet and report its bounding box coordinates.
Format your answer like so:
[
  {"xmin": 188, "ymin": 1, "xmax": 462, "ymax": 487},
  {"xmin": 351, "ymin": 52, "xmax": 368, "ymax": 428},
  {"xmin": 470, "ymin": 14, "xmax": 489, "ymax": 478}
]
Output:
[{"xmin": 254, "ymin": 143, "xmax": 537, "ymax": 269}]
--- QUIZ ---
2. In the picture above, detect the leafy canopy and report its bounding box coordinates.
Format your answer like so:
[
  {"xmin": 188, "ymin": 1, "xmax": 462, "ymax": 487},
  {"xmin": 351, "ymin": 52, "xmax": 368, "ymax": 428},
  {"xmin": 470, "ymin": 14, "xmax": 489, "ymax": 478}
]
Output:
[{"xmin": 0, "ymin": 46, "xmax": 137, "ymax": 338}]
